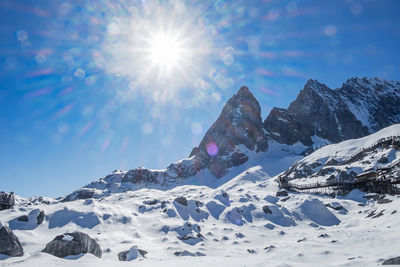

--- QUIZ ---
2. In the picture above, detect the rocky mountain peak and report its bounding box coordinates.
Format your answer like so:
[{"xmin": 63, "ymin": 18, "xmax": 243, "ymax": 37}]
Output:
[
  {"xmin": 265, "ymin": 76, "xmax": 400, "ymax": 151},
  {"xmin": 190, "ymin": 85, "xmax": 267, "ymax": 177}
]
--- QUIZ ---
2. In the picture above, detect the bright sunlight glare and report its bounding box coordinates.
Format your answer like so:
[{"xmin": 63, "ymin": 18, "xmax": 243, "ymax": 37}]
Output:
[
  {"xmin": 100, "ymin": 0, "xmax": 213, "ymax": 102},
  {"xmin": 149, "ymin": 32, "xmax": 183, "ymax": 71}
]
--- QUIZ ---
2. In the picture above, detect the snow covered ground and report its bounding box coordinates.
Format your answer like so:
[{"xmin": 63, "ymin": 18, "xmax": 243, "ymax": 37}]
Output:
[
  {"xmin": 281, "ymin": 124, "xmax": 400, "ymax": 185},
  {"xmin": 2, "ymin": 125, "xmax": 400, "ymax": 266},
  {"xmin": 1, "ymin": 163, "xmax": 400, "ymax": 266}
]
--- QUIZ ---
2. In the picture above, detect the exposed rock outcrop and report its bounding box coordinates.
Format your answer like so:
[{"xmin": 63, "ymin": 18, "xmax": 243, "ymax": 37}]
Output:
[
  {"xmin": 189, "ymin": 86, "xmax": 268, "ymax": 177},
  {"xmin": 42, "ymin": 232, "xmax": 102, "ymax": 258},
  {"xmin": 264, "ymin": 78, "xmax": 400, "ymax": 152},
  {"xmin": 0, "ymin": 223, "xmax": 24, "ymax": 257},
  {"xmin": 63, "ymin": 86, "xmax": 267, "ymax": 200}
]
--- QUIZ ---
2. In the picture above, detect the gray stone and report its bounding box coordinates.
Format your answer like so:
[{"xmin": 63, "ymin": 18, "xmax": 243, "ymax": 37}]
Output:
[
  {"xmin": 118, "ymin": 247, "xmax": 147, "ymax": 261},
  {"xmin": 0, "ymin": 223, "xmax": 24, "ymax": 257},
  {"xmin": 174, "ymin": 196, "xmax": 188, "ymax": 206},
  {"xmin": 276, "ymin": 189, "xmax": 288, "ymax": 197},
  {"xmin": 42, "ymin": 232, "xmax": 101, "ymax": 258},
  {"xmin": 17, "ymin": 215, "xmax": 29, "ymax": 222},
  {"xmin": 383, "ymin": 256, "xmax": 400, "ymax": 265},
  {"xmin": 37, "ymin": 210, "xmax": 45, "ymax": 225}
]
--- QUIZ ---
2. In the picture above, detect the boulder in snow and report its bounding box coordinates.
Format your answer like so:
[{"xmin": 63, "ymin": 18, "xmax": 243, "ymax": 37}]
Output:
[
  {"xmin": 383, "ymin": 256, "xmax": 400, "ymax": 265},
  {"xmin": 118, "ymin": 246, "xmax": 147, "ymax": 261},
  {"xmin": 42, "ymin": 232, "xmax": 102, "ymax": 258},
  {"xmin": 0, "ymin": 223, "xmax": 24, "ymax": 257},
  {"xmin": 276, "ymin": 189, "xmax": 288, "ymax": 197}
]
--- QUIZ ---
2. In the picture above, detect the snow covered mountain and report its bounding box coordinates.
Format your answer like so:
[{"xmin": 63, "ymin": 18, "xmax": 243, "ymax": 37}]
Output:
[
  {"xmin": 2, "ymin": 133, "xmax": 400, "ymax": 265},
  {"xmin": 2, "ymin": 79, "xmax": 400, "ymax": 265},
  {"xmin": 279, "ymin": 124, "xmax": 400, "ymax": 186},
  {"xmin": 64, "ymin": 77, "xmax": 400, "ymax": 201},
  {"xmin": 264, "ymin": 77, "xmax": 400, "ymax": 150},
  {"xmin": 64, "ymin": 86, "xmax": 269, "ymax": 201}
]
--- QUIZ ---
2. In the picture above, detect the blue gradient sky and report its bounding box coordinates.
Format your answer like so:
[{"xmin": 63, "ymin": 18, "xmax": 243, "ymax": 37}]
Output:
[{"xmin": 1, "ymin": 0, "xmax": 400, "ymax": 197}]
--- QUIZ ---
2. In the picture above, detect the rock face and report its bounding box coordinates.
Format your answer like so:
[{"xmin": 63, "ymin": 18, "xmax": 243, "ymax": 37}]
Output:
[
  {"xmin": 63, "ymin": 77, "xmax": 400, "ymax": 201},
  {"xmin": 63, "ymin": 86, "xmax": 267, "ymax": 201},
  {"xmin": 0, "ymin": 223, "xmax": 24, "ymax": 257},
  {"xmin": 383, "ymin": 256, "xmax": 400, "ymax": 265},
  {"xmin": 42, "ymin": 232, "xmax": 102, "ymax": 258},
  {"xmin": 189, "ymin": 86, "xmax": 267, "ymax": 177},
  {"xmin": 264, "ymin": 77, "xmax": 400, "ymax": 150}
]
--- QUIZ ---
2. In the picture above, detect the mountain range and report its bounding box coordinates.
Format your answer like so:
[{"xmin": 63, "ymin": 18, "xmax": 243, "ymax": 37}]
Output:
[
  {"xmin": 2, "ymin": 76, "xmax": 400, "ymax": 266},
  {"xmin": 64, "ymin": 77, "xmax": 400, "ymax": 201}
]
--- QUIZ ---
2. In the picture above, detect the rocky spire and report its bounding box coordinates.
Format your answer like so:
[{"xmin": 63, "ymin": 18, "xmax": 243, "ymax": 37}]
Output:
[{"xmin": 190, "ymin": 86, "xmax": 267, "ymax": 177}]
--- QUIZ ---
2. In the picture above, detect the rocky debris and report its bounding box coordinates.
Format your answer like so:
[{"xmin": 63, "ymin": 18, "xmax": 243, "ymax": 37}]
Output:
[
  {"xmin": 365, "ymin": 194, "xmax": 392, "ymax": 204},
  {"xmin": 247, "ymin": 249, "xmax": 256, "ymax": 254},
  {"xmin": 118, "ymin": 246, "xmax": 147, "ymax": 261},
  {"xmin": 383, "ymin": 256, "xmax": 400, "ymax": 265},
  {"xmin": 264, "ymin": 245, "xmax": 276, "ymax": 251},
  {"xmin": 366, "ymin": 209, "xmax": 385, "ymax": 219},
  {"xmin": 143, "ymin": 199, "xmax": 157, "ymax": 205},
  {"xmin": 122, "ymin": 168, "xmax": 160, "ymax": 184},
  {"xmin": 235, "ymin": 232, "xmax": 245, "ymax": 238},
  {"xmin": 318, "ymin": 234, "xmax": 329, "ymax": 238},
  {"xmin": 9, "ymin": 209, "xmax": 46, "ymax": 231},
  {"xmin": 42, "ymin": 232, "xmax": 102, "ymax": 258},
  {"xmin": 174, "ymin": 250, "xmax": 206, "ymax": 257},
  {"xmin": 262, "ymin": 206, "xmax": 272, "ymax": 214},
  {"xmin": 62, "ymin": 188, "xmax": 95, "ymax": 202},
  {"xmin": 325, "ymin": 202, "xmax": 347, "ymax": 213},
  {"xmin": 15, "ymin": 210, "xmax": 45, "ymax": 225},
  {"xmin": 0, "ymin": 223, "xmax": 24, "ymax": 257},
  {"xmin": 215, "ymin": 191, "xmax": 230, "ymax": 206},
  {"xmin": 276, "ymin": 189, "xmax": 288, "ymax": 197},
  {"xmin": 173, "ymin": 222, "xmax": 204, "ymax": 245},
  {"xmin": 174, "ymin": 196, "xmax": 188, "ymax": 206}
]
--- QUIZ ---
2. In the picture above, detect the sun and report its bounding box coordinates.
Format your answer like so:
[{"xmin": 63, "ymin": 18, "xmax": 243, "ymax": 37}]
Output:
[
  {"xmin": 148, "ymin": 32, "xmax": 183, "ymax": 71},
  {"xmin": 100, "ymin": 0, "xmax": 214, "ymax": 101}
]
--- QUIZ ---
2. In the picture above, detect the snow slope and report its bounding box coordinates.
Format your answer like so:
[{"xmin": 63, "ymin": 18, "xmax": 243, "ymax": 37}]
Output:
[
  {"xmin": 1, "ymin": 162, "xmax": 400, "ymax": 266},
  {"xmin": 280, "ymin": 124, "xmax": 400, "ymax": 185},
  {"xmin": 63, "ymin": 139, "xmax": 306, "ymax": 201}
]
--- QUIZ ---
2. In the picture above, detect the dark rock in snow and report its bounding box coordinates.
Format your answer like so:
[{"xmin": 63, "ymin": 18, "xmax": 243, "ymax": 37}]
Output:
[
  {"xmin": 174, "ymin": 250, "xmax": 206, "ymax": 257},
  {"xmin": 0, "ymin": 223, "xmax": 24, "ymax": 257},
  {"xmin": 143, "ymin": 199, "xmax": 158, "ymax": 205},
  {"xmin": 383, "ymin": 256, "xmax": 400, "ymax": 265},
  {"xmin": 17, "ymin": 215, "xmax": 29, "ymax": 222},
  {"xmin": 276, "ymin": 189, "xmax": 288, "ymax": 197},
  {"xmin": 262, "ymin": 206, "xmax": 272, "ymax": 214},
  {"xmin": 37, "ymin": 210, "xmax": 45, "ymax": 225},
  {"xmin": 42, "ymin": 232, "xmax": 102, "ymax": 258},
  {"xmin": 118, "ymin": 246, "xmax": 147, "ymax": 261},
  {"xmin": 174, "ymin": 196, "xmax": 188, "ymax": 206}
]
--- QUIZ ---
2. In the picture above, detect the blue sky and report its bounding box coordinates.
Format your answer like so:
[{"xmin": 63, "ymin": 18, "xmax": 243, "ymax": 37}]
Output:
[{"xmin": 1, "ymin": 0, "xmax": 400, "ymax": 197}]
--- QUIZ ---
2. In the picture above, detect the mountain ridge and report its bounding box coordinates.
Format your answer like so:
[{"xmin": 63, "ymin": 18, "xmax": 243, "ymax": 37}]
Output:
[{"xmin": 63, "ymin": 77, "xmax": 400, "ymax": 201}]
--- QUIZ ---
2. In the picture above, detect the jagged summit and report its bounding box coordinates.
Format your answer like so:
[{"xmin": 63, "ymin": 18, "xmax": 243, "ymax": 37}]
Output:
[
  {"xmin": 190, "ymin": 85, "xmax": 267, "ymax": 177},
  {"xmin": 64, "ymin": 77, "xmax": 400, "ymax": 201},
  {"xmin": 64, "ymin": 86, "xmax": 267, "ymax": 201},
  {"xmin": 264, "ymin": 76, "xmax": 400, "ymax": 150}
]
